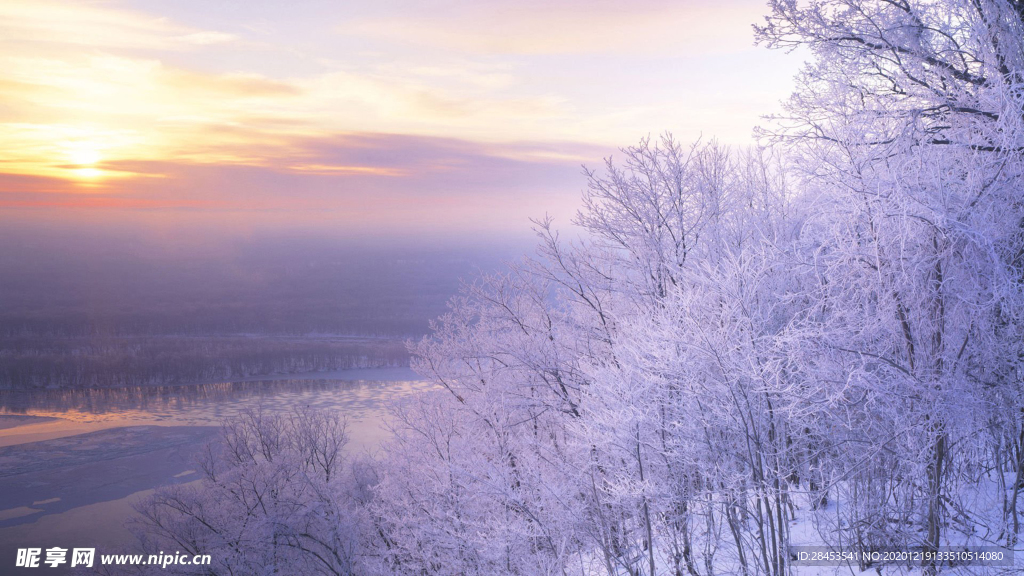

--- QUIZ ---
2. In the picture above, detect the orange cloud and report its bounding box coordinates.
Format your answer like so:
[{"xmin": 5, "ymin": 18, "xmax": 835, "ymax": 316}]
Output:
[
  {"xmin": 0, "ymin": 133, "xmax": 605, "ymax": 237},
  {"xmin": 0, "ymin": 0, "xmax": 802, "ymax": 225}
]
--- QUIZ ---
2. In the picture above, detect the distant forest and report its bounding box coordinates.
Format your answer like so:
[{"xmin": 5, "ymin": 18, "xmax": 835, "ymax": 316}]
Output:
[{"xmin": 0, "ymin": 335, "xmax": 408, "ymax": 389}]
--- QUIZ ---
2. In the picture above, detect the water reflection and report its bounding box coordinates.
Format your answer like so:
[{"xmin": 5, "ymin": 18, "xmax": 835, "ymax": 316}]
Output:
[{"xmin": 0, "ymin": 377, "xmax": 434, "ymax": 428}]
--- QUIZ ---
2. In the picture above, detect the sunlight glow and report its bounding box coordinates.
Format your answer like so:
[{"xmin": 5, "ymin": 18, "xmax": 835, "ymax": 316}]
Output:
[
  {"xmin": 67, "ymin": 146, "xmax": 101, "ymax": 166},
  {"xmin": 72, "ymin": 167, "xmax": 103, "ymax": 180}
]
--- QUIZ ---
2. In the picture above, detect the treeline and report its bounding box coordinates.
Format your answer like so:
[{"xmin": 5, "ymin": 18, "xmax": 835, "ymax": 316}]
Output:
[
  {"xmin": 0, "ymin": 307, "xmax": 436, "ymax": 339},
  {"xmin": 0, "ymin": 336, "xmax": 408, "ymax": 389}
]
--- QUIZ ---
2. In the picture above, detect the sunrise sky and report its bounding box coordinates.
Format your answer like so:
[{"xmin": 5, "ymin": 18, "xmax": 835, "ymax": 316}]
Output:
[{"xmin": 0, "ymin": 0, "xmax": 801, "ymax": 237}]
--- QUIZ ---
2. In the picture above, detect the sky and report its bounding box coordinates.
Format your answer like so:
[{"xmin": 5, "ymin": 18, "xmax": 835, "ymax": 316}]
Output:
[{"xmin": 0, "ymin": 0, "xmax": 803, "ymax": 239}]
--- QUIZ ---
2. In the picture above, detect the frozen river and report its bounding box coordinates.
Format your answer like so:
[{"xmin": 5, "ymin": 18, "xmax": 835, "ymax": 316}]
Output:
[{"xmin": 0, "ymin": 368, "xmax": 430, "ymax": 573}]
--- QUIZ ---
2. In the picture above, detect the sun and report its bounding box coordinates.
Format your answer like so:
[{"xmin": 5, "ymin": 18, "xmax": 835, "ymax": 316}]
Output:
[
  {"xmin": 68, "ymin": 146, "xmax": 101, "ymax": 166},
  {"xmin": 63, "ymin": 142, "xmax": 107, "ymax": 181}
]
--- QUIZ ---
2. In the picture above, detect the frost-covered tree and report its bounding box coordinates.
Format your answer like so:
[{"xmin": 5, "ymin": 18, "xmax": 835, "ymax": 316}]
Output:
[
  {"xmin": 365, "ymin": 138, "xmax": 809, "ymax": 576},
  {"xmin": 756, "ymin": 0, "xmax": 1024, "ymax": 568},
  {"xmin": 367, "ymin": 2, "xmax": 1024, "ymax": 575},
  {"xmin": 124, "ymin": 408, "xmax": 365, "ymax": 575}
]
